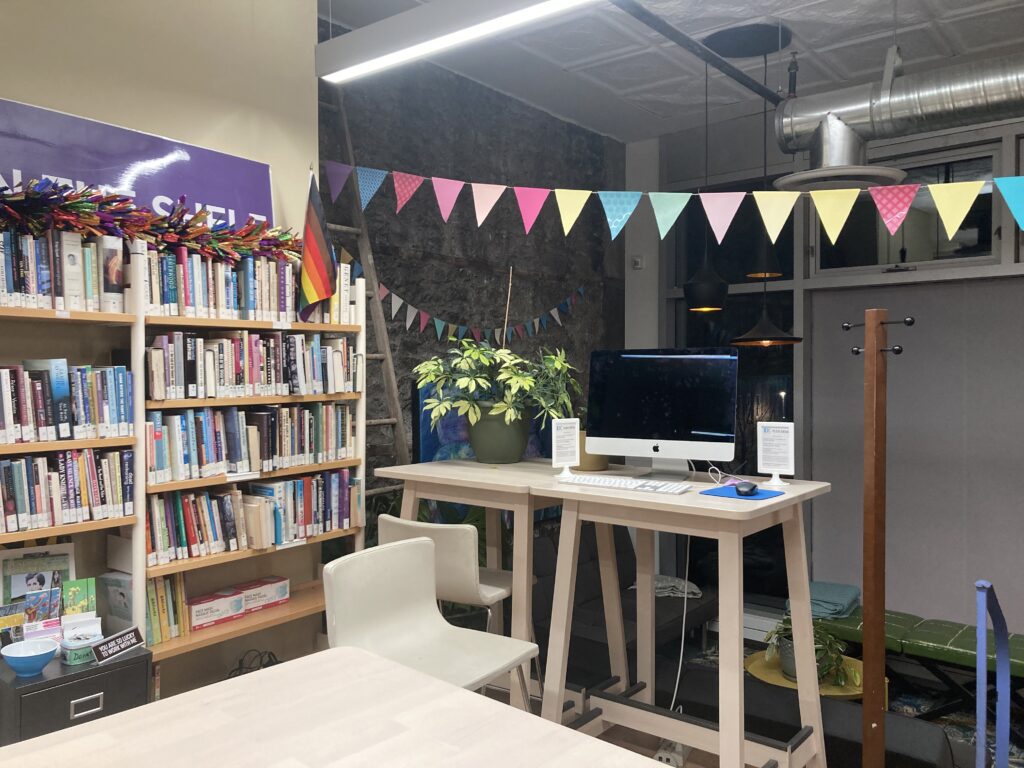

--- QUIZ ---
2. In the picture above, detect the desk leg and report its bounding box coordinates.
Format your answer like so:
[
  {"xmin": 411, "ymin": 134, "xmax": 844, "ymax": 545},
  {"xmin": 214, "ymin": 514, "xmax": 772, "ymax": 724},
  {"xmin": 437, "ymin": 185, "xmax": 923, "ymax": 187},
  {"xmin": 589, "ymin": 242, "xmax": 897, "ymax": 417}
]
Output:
[
  {"xmin": 485, "ymin": 507, "xmax": 504, "ymax": 636},
  {"xmin": 594, "ymin": 522, "xmax": 629, "ymax": 693},
  {"xmin": 635, "ymin": 528, "xmax": 656, "ymax": 705},
  {"xmin": 783, "ymin": 504, "xmax": 827, "ymax": 768},
  {"xmin": 718, "ymin": 532, "xmax": 745, "ymax": 768},
  {"xmin": 541, "ymin": 500, "xmax": 581, "ymax": 721},
  {"xmin": 399, "ymin": 482, "xmax": 418, "ymax": 521},
  {"xmin": 510, "ymin": 500, "xmax": 534, "ymax": 710}
]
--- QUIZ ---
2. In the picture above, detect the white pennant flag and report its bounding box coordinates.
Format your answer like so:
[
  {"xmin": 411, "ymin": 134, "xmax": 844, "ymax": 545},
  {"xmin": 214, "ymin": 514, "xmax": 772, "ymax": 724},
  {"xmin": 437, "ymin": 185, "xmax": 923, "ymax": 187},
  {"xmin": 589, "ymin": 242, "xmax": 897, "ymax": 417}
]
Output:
[
  {"xmin": 533, "ymin": 317, "xmax": 541, "ymax": 334},
  {"xmin": 391, "ymin": 292, "xmax": 404, "ymax": 319},
  {"xmin": 550, "ymin": 308, "xmax": 562, "ymax": 326},
  {"xmin": 405, "ymin": 303, "xmax": 418, "ymax": 330}
]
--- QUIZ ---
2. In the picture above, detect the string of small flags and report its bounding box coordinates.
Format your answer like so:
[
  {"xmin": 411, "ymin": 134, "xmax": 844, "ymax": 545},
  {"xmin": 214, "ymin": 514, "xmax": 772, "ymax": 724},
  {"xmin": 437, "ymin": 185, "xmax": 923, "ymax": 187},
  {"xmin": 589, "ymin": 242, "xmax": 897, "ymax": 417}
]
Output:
[
  {"xmin": 324, "ymin": 160, "xmax": 1024, "ymax": 246},
  {"xmin": 376, "ymin": 281, "xmax": 585, "ymax": 344}
]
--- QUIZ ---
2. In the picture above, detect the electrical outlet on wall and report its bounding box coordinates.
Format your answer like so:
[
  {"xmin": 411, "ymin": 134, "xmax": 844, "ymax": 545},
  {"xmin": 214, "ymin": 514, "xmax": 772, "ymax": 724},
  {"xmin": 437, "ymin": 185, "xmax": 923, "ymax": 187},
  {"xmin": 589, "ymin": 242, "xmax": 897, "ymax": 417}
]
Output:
[{"xmin": 631, "ymin": 254, "xmax": 644, "ymax": 270}]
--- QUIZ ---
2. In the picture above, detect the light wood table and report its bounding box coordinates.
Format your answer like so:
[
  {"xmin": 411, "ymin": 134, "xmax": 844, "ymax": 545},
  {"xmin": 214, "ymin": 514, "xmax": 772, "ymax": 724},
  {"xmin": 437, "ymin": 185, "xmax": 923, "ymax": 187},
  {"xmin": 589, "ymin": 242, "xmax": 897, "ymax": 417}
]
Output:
[
  {"xmin": 376, "ymin": 460, "xmax": 553, "ymax": 706},
  {"xmin": 0, "ymin": 647, "xmax": 655, "ymax": 767},
  {"xmin": 529, "ymin": 465, "xmax": 832, "ymax": 768}
]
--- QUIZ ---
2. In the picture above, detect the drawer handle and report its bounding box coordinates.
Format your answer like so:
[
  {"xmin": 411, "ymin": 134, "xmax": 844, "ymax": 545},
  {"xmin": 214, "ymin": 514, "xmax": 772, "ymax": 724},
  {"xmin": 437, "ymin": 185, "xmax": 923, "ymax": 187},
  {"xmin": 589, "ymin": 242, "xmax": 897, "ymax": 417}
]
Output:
[{"xmin": 69, "ymin": 692, "xmax": 104, "ymax": 720}]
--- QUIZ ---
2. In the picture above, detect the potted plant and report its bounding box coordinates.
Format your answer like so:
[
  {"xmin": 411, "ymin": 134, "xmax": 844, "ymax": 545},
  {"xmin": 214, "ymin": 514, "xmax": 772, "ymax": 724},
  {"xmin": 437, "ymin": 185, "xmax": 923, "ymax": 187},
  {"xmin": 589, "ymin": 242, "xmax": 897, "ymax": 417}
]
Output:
[
  {"xmin": 413, "ymin": 339, "xmax": 579, "ymax": 464},
  {"xmin": 764, "ymin": 617, "xmax": 859, "ymax": 687}
]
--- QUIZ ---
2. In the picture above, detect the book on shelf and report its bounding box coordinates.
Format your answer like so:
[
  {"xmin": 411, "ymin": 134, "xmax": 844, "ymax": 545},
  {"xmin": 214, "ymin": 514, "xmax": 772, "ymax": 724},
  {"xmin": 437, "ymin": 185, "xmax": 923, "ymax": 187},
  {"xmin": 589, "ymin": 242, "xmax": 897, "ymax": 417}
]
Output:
[
  {"xmin": 0, "ymin": 447, "xmax": 134, "ymax": 533},
  {"xmin": 146, "ymin": 572, "xmax": 189, "ymax": 645},
  {"xmin": 145, "ymin": 402, "xmax": 353, "ymax": 485},
  {"xmin": 145, "ymin": 468, "xmax": 352, "ymax": 567},
  {"xmin": 142, "ymin": 249, "xmax": 356, "ymax": 326},
  {"xmin": 0, "ymin": 229, "xmax": 136, "ymax": 313},
  {"xmin": 145, "ymin": 329, "xmax": 358, "ymax": 402},
  {"xmin": 0, "ymin": 358, "xmax": 134, "ymax": 443}
]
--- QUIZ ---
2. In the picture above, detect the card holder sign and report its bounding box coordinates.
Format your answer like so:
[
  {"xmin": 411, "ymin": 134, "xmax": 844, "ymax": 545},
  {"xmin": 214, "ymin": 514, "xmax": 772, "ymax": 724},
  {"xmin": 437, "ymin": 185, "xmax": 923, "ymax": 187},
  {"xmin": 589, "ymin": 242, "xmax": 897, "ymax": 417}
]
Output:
[{"xmin": 92, "ymin": 625, "xmax": 144, "ymax": 663}]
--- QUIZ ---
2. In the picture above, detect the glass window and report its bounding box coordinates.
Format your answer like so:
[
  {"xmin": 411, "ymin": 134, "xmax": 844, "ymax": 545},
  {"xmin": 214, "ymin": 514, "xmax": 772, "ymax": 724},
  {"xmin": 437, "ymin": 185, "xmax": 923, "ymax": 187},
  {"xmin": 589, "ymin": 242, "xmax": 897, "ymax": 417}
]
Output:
[{"xmin": 818, "ymin": 154, "xmax": 994, "ymax": 270}]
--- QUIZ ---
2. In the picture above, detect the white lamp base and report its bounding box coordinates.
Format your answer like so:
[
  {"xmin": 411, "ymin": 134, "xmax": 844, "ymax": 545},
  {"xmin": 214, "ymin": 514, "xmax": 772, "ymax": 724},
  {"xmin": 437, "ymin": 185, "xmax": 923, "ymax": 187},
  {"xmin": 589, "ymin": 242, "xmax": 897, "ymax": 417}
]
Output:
[{"xmin": 763, "ymin": 472, "xmax": 790, "ymax": 488}]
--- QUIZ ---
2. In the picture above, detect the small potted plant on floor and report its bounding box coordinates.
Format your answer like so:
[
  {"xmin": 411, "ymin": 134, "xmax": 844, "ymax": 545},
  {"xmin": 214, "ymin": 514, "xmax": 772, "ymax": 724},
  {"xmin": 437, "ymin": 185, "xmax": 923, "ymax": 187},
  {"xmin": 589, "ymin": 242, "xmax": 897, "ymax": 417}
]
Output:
[
  {"xmin": 414, "ymin": 339, "xmax": 579, "ymax": 464},
  {"xmin": 765, "ymin": 617, "xmax": 858, "ymax": 687}
]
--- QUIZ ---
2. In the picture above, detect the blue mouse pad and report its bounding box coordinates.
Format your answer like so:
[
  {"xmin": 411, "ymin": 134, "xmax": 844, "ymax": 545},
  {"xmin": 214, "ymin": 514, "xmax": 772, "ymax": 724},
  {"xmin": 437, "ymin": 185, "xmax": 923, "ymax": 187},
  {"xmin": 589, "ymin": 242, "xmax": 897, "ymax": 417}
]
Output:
[{"xmin": 700, "ymin": 486, "xmax": 784, "ymax": 501}]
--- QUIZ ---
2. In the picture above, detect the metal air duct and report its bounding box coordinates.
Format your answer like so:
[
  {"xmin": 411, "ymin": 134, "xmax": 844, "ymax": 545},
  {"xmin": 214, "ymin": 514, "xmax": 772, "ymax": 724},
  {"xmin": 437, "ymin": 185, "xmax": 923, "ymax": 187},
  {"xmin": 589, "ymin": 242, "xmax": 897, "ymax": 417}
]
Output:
[{"xmin": 775, "ymin": 48, "xmax": 1024, "ymax": 190}]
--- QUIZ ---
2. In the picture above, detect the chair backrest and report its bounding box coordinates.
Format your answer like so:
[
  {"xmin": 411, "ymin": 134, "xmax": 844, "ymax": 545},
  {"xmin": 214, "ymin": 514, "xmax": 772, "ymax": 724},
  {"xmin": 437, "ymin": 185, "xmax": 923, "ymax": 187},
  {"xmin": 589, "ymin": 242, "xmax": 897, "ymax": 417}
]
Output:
[
  {"xmin": 322, "ymin": 537, "xmax": 447, "ymax": 651},
  {"xmin": 377, "ymin": 515, "xmax": 484, "ymax": 606}
]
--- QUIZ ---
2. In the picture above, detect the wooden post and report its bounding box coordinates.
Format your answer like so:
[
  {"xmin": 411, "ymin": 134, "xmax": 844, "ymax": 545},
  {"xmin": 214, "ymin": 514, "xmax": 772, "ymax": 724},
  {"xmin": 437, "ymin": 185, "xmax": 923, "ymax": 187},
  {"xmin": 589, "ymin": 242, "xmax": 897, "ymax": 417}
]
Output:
[{"xmin": 862, "ymin": 308, "xmax": 888, "ymax": 767}]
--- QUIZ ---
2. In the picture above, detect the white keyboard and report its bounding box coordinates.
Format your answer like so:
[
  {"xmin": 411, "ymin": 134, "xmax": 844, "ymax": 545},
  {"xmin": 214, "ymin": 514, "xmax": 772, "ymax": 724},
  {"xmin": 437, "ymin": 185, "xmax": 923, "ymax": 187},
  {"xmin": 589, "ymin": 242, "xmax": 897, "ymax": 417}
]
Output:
[{"xmin": 557, "ymin": 473, "xmax": 691, "ymax": 495}]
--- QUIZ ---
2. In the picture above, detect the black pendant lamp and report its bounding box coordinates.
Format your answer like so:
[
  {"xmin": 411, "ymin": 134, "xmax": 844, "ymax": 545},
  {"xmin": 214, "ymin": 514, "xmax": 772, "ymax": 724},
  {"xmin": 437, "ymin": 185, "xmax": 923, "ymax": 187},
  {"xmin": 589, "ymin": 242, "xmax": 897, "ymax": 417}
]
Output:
[
  {"xmin": 685, "ymin": 63, "xmax": 728, "ymax": 313},
  {"xmin": 733, "ymin": 55, "xmax": 801, "ymax": 346}
]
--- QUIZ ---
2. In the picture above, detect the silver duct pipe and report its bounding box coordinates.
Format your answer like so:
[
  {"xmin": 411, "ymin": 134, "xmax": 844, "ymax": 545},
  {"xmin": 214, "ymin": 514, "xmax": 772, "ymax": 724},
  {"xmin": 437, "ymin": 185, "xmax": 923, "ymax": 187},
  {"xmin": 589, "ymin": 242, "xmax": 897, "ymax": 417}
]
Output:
[{"xmin": 776, "ymin": 50, "xmax": 1024, "ymax": 164}]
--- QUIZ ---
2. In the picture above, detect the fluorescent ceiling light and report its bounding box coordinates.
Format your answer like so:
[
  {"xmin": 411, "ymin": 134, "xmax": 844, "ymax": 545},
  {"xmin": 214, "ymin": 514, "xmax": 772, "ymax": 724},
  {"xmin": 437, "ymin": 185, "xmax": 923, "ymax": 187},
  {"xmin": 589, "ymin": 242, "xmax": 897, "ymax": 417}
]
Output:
[{"xmin": 317, "ymin": 0, "xmax": 600, "ymax": 85}]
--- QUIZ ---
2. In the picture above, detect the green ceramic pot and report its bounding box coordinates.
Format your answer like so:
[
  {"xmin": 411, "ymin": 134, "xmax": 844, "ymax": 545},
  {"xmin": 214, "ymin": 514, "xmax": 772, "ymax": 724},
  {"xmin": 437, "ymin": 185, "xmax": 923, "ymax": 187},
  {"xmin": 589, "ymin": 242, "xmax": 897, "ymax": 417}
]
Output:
[{"xmin": 468, "ymin": 405, "xmax": 530, "ymax": 464}]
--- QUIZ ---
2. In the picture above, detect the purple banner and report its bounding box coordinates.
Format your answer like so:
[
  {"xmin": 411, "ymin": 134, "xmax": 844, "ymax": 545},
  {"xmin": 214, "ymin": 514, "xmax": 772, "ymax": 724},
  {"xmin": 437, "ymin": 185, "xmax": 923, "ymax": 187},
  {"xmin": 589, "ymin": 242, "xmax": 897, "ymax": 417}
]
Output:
[{"xmin": 0, "ymin": 97, "xmax": 273, "ymax": 227}]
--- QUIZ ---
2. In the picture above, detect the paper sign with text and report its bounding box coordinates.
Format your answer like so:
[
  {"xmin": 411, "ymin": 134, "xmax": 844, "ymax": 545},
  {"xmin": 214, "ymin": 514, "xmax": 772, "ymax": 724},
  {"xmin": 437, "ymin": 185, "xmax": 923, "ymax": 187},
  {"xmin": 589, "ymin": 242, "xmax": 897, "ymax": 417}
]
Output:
[
  {"xmin": 757, "ymin": 422, "xmax": 795, "ymax": 476},
  {"xmin": 552, "ymin": 418, "xmax": 580, "ymax": 469}
]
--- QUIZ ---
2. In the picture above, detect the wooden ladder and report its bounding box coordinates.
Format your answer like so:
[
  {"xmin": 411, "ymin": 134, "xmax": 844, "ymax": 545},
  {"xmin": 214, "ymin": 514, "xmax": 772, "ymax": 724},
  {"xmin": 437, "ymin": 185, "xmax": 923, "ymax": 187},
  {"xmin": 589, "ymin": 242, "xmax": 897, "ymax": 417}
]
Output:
[{"xmin": 324, "ymin": 89, "xmax": 411, "ymax": 484}]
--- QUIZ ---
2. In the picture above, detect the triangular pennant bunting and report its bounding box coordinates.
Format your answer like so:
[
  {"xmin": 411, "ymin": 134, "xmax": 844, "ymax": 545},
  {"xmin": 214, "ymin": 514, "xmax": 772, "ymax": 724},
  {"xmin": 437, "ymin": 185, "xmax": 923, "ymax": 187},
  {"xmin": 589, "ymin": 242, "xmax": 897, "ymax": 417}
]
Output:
[
  {"xmin": 493, "ymin": 328, "xmax": 502, "ymax": 344},
  {"xmin": 391, "ymin": 292, "xmax": 404, "ymax": 319},
  {"xmin": 515, "ymin": 324, "xmax": 526, "ymax": 339},
  {"xmin": 506, "ymin": 328, "xmax": 515, "ymax": 342},
  {"xmin": 471, "ymin": 183, "xmax": 506, "ymax": 227},
  {"xmin": 432, "ymin": 177, "xmax": 465, "ymax": 222},
  {"xmin": 457, "ymin": 325, "xmax": 469, "ymax": 340},
  {"xmin": 597, "ymin": 191, "xmax": 643, "ymax": 240},
  {"xmin": 405, "ymin": 303, "xmax": 417, "ymax": 330},
  {"xmin": 392, "ymin": 172, "xmax": 425, "ymax": 213},
  {"xmin": 752, "ymin": 191, "xmax": 800, "ymax": 244},
  {"xmin": 868, "ymin": 184, "xmax": 920, "ymax": 236},
  {"xmin": 810, "ymin": 189, "xmax": 860, "ymax": 245},
  {"xmin": 533, "ymin": 318, "xmax": 541, "ymax": 334},
  {"xmin": 418, "ymin": 310, "xmax": 430, "ymax": 333},
  {"xmin": 448, "ymin": 323, "xmax": 458, "ymax": 340},
  {"xmin": 558, "ymin": 299, "xmax": 570, "ymax": 314},
  {"xmin": 470, "ymin": 327, "xmax": 481, "ymax": 342},
  {"xmin": 995, "ymin": 177, "xmax": 1024, "ymax": 230},
  {"xmin": 554, "ymin": 189, "xmax": 591, "ymax": 235},
  {"xmin": 550, "ymin": 307, "xmax": 562, "ymax": 326},
  {"xmin": 352, "ymin": 261, "xmax": 363, "ymax": 279},
  {"xmin": 513, "ymin": 187, "xmax": 551, "ymax": 234},
  {"xmin": 577, "ymin": 286, "xmax": 585, "ymax": 296},
  {"xmin": 648, "ymin": 192, "xmax": 692, "ymax": 239},
  {"xmin": 355, "ymin": 167, "xmax": 388, "ymax": 211},
  {"xmin": 378, "ymin": 284, "xmax": 389, "ymax": 301},
  {"xmin": 929, "ymin": 180, "xmax": 986, "ymax": 240},
  {"xmin": 323, "ymin": 161, "xmax": 353, "ymax": 203},
  {"xmin": 699, "ymin": 192, "xmax": 746, "ymax": 244},
  {"xmin": 433, "ymin": 318, "xmax": 445, "ymax": 340},
  {"xmin": 539, "ymin": 314, "xmax": 549, "ymax": 331},
  {"xmin": 525, "ymin": 322, "xmax": 534, "ymax": 337}
]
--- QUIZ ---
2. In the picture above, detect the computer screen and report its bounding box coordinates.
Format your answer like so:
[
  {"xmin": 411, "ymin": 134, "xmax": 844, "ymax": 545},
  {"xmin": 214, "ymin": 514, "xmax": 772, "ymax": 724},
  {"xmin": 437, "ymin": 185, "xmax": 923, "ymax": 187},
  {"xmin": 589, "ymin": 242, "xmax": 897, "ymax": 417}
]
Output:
[{"xmin": 585, "ymin": 348, "xmax": 739, "ymax": 462}]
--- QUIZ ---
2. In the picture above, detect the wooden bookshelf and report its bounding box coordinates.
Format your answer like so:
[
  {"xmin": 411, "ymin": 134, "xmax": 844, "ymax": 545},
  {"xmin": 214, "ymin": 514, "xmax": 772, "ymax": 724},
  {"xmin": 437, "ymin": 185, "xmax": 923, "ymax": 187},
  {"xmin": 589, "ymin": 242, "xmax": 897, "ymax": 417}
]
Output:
[
  {"xmin": 146, "ymin": 392, "xmax": 360, "ymax": 409},
  {"xmin": 0, "ymin": 516, "xmax": 135, "ymax": 546},
  {"xmin": 0, "ymin": 435, "xmax": 136, "ymax": 457},
  {"xmin": 0, "ymin": 306, "xmax": 134, "ymax": 325},
  {"xmin": 145, "ymin": 316, "xmax": 360, "ymax": 334},
  {"xmin": 145, "ymin": 457, "xmax": 361, "ymax": 493},
  {"xmin": 149, "ymin": 580, "xmax": 326, "ymax": 662},
  {"xmin": 146, "ymin": 527, "xmax": 360, "ymax": 578}
]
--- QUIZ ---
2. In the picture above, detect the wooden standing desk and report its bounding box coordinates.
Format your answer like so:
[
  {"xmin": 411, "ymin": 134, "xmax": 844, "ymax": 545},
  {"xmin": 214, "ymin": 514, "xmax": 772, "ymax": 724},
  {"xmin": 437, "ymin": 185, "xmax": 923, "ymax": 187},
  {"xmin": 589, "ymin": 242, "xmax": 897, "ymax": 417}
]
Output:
[{"xmin": 0, "ymin": 647, "xmax": 656, "ymax": 767}]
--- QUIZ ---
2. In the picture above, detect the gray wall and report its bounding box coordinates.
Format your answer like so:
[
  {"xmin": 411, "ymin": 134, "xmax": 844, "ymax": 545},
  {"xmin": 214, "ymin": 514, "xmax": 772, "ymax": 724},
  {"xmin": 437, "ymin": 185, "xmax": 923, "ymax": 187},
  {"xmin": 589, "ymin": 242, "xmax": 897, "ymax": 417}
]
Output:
[{"xmin": 810, "ymin": 278, "xmax": 1024, "ymax": 627}]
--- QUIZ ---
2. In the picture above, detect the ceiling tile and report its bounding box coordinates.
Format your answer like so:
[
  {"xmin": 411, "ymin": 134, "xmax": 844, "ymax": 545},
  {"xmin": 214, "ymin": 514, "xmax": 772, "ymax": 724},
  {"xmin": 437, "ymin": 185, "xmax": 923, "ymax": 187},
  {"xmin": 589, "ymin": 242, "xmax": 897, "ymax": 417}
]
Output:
[
  {"xmin": 574, "ymin": 49, "xmax": 690, "ymax": 92},
  {"xmin": 938, "ymin": 4, "xmax": 1024, "ymax": 53},
  {"xmin": 782, "ymin": 0, "xmax": 933, "ymax": 48},
  {"xmin": 823, "ymin": 24, "xmax": 949, "ymax": 80},
  {"xmin": 514, "ymin": 9, "xmax": 647, "ymax": 67}
]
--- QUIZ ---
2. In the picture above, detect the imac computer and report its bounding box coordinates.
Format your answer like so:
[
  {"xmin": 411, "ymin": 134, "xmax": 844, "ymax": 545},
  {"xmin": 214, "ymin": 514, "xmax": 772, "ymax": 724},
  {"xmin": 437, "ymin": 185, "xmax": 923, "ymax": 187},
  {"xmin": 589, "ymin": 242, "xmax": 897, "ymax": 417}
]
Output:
[{"xmin": 585, "ymin": 348, "xmax": 739, "ymax": 467}]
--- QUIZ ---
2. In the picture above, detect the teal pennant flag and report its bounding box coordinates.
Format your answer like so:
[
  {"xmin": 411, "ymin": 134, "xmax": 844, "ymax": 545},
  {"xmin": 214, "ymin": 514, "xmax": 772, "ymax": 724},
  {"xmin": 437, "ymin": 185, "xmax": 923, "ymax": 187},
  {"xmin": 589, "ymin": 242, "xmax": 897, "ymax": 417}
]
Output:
[
  {"xmin": 432, "ymin": 317, "xmax": 445, "ymax": 340},
  {"xmin": 356, "ymin": 167, "xmax": 388, "ymax": 210},
  {"xmin": 648, "ymin": 192, "xmax": 692, "ymax": 239},
  {"xmin": 597, "ymin": 191, "xmax": 643, "ymax": 240},
  {"xmin": 995, "ymin": 177, "xmax": 1024, "ymax": 230}
]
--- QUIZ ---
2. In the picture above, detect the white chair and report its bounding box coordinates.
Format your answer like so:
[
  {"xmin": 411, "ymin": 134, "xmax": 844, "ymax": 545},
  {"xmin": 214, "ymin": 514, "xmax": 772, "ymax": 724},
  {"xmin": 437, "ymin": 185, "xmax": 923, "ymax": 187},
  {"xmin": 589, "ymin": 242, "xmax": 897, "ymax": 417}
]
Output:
[
  {"xmin": 377, "ymin": 514, "xmax": 512, "ymax": 631},
  {"xmin": 323, "ymin": 537, "xmax": 538, "ymax": 706}
]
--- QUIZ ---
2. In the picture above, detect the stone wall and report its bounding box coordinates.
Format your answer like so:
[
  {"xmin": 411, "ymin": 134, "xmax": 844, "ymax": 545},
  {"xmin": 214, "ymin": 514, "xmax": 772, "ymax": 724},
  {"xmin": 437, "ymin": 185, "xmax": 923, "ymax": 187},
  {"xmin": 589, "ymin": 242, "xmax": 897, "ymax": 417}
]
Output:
[{"xmin": 317, "ymin": 28, "xmax": 625, "ymax": 475}]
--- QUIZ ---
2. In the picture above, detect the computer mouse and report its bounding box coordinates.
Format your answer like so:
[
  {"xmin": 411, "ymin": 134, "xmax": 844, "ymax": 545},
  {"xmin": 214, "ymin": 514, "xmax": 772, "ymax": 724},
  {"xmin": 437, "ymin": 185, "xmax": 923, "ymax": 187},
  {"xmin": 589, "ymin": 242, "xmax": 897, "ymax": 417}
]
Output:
[{"xmin": 735, "ymin": 481, "xmax": 758, "ymax": 497}]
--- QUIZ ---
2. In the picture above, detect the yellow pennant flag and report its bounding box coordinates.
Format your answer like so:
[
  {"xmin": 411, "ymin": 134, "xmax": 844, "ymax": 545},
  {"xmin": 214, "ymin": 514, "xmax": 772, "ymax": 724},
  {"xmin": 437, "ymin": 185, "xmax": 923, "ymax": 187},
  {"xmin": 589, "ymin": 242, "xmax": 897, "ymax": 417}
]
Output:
[
  {"xmin": 929, "ymin": 181, "xmax": 985, "ymax": 240},
  {"xmin": 554, "ymin": 189, "xmax": 592, "ymax": 236},
  {"xmin": 810, "ymin": 189, "xmax": 860, "ymax": 245},
  {"xmin": 752, "ymin": 191, "xmax": 800, "ymax": 244}
]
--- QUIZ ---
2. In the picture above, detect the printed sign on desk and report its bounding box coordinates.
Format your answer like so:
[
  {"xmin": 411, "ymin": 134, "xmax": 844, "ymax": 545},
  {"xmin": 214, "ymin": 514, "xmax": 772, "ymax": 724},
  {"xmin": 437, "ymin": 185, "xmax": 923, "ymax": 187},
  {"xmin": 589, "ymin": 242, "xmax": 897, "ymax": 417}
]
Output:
[
  {"xmin": 757, "ymin": 422, "xmax": 794, "ymax": 484},
  {"xmin": 551, "ymin": 418, "xmax": 580, "ymax": 471},
  {"xmin": 93, "ymin": 626, "xmax": 144, "ymax": 663}
]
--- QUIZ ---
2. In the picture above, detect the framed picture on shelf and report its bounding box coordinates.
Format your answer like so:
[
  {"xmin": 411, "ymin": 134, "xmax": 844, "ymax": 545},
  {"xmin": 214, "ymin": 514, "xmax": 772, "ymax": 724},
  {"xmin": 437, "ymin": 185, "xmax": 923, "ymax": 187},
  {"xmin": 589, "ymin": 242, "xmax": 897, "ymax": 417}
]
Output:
[{"xmin": 0, "ymin": 543, "xmax": 76, "ymax": 604}]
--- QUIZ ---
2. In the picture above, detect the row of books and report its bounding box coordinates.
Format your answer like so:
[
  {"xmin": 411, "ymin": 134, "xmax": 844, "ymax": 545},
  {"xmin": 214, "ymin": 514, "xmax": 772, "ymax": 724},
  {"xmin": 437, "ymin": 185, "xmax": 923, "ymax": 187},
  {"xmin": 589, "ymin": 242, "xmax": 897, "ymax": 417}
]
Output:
[
  {"xmin": 142, "ymin": 248, "xmax": 355, "ymax": 325},
  {"xmin": 145, "ymin": 403, "xmax": 354, "ymax": 485},
  {"xmin": 146, "ymin": 330, "xmax": 358, "ymax": 401},
  {"xmin": 146, "ymin": 573, "xmax": 188, "ymax": 645},
  {"xmin": 0, "ymin": 231, "xmax": 136, "ymax": 313},
  {"xmin": 0, "ymin": 359, "xmax": 134, "ymax": 444},
  {"xmin": 145, "ymin": 468, "xmax": 353, "ymax": 566},
  {"xmin": 0, "ymin": 448, "xmax": 135, "ymax": 533}
]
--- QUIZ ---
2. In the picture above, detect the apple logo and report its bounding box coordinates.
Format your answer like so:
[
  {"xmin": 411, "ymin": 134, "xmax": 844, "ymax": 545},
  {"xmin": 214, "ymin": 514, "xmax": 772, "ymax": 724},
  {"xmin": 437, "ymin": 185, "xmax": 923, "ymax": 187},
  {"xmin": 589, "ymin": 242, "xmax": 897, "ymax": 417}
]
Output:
[{"xmin": 652, "ymin": 444, "xmax": 660, "ymax": 453}]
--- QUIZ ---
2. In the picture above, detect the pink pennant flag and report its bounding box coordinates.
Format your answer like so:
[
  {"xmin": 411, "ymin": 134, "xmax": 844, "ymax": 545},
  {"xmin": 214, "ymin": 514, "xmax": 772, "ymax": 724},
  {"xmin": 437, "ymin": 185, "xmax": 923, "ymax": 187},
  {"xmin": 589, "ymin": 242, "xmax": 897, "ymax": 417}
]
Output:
[
  {"xmin": 470, "ymin": 327, "xmax": 482, "ymax": 342},
  {"xmin": 699, "ymin": 192, "xmax": 746, "ymax": 244},
  {"xmin": 869, "ymin": 184, "xmax": 921, "ymax": 235},
  {"xmin": 471, "ymin": 183, "xmax": 506, "ymax": 227},
  {"xmin": 393, "ymin": 172, "xmax": 425, "ymax": 213},
  {"xmin": 432, "ymin": 177, "xmax": 465, "ymax": 222},
  {"xmin": 514, "ymin": 187, "xmax": 551, "ymax": 235},
  {"xmin": 418, "ymin": 310, "xmax": 430, "ymax": 333},
  {"xmin": 515, "ymin": 324, "xmax": 526, "ymax": 339},
  {"xmin": 378, "ymin": 284, "xmax": 389, "ymax": 301}
]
